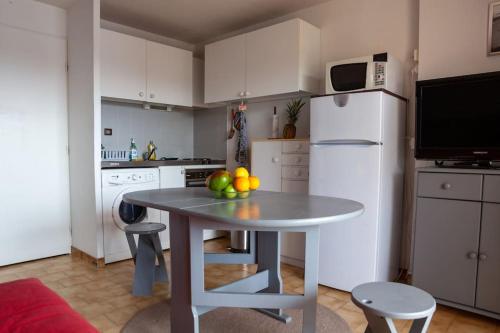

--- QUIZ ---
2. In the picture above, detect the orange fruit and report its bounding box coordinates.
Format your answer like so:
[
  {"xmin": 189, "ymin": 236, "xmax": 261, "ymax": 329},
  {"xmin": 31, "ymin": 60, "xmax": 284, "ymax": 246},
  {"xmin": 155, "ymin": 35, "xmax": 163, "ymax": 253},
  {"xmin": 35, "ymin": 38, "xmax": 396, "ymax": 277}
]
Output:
[
  {"xmin": 234, "ymin": 167, "xmax": 249, "ymax": 178},
  {"xmin": 248, "ymin": 176, "xmax": 260, "ymax": 190},
  {"xmin": 233, "ymin": 177, "xmax": 250, "ymax": 192}
]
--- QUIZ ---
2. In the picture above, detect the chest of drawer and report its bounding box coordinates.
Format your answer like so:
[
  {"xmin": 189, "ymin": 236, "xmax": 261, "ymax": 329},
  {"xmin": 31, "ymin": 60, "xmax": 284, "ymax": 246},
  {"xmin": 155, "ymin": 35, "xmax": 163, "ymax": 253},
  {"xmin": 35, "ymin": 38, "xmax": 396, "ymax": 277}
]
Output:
[
  {"xmin": 281, "ymin": 153, "xmax": 309, "ymax": 166},
  {"xmin": 483, "ymin": 175, "xmax": 500, "ymax": 203},
  {"xmin": 282, "ymin": 166, "xmax": 309, "ymax": 180},
  {"xmin": 282, "ymin": 141, "xmax": 309, "ymax": 154},
  {"xmin": 417, "ymin": 172, "xmax": 483, "ymax": 201}
]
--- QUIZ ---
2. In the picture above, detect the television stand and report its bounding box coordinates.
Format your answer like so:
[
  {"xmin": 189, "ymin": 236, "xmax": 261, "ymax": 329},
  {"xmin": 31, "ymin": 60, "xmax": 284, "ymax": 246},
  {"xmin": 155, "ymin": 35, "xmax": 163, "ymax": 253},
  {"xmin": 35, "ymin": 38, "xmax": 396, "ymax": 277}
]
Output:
[{"xmin": 434, "ymin": 160, "xmax": 500, "ymax": 169}]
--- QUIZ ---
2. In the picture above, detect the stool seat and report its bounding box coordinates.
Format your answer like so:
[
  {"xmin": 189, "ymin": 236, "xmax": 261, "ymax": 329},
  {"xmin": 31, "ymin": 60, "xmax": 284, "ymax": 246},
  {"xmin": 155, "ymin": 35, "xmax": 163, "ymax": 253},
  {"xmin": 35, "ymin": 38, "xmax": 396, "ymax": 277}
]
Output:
[
  {"xmin": 352, "ymin": 282, "xmax": 436, "ymax": 333},
  {"xmin": 125, "ymin": 222, "xmax": 166, "ymax": 235},
  {"xmin": 352, "ymin": 282, "xmax": 435, "ymax": 320}
]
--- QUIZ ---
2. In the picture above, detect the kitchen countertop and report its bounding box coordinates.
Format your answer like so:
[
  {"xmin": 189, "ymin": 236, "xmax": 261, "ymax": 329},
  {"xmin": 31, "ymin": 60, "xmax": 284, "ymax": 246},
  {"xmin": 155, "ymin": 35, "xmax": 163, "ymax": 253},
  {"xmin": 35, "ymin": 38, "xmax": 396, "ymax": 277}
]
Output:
[{"xmin": 101, "ymin": 159, "xmax": 226, "ymax": 169}]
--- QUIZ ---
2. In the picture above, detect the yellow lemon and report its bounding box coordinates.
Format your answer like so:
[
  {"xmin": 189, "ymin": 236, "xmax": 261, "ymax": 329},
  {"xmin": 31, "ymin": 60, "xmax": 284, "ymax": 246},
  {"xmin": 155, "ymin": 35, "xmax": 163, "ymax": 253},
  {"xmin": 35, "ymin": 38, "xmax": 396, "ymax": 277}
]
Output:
[{"xmin": 234, "ymin": 167, "xmax": 249, "ymax": 178}]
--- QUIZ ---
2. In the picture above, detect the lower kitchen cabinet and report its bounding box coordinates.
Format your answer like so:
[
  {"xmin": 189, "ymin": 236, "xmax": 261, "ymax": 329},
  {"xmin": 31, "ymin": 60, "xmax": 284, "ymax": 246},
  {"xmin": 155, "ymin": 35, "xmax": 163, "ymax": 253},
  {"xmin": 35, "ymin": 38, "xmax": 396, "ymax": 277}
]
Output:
[
  {"xmin": 413, "ymin": 198, "xmax": 481, "ymax": 306},
  {"xmin": 159, "ymin": 166, "xmax": 185, "ymax": 249},
  {"xmin": 476, "ymin": 203, "xmax": 500, "ymax": 314},
  {"xmin": 251, "ymin": 139, "xmax": 309, "ymax": 267},
  {"xmin": 412, "ymin": 168, "xmax": 500, "ymax": 319}
]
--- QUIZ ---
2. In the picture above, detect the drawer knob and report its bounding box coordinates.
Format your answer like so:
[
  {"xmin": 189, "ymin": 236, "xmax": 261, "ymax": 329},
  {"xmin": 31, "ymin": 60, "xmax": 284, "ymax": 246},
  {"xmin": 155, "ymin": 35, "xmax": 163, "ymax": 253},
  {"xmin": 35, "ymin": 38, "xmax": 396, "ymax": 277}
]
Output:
[
  {"xmin": 467, "ymin": 252, "xmax": 478, "ymax": 260},
  {"xmin": 296, "ymin": 157, "xmax": 302, "ymax": 163},
  {"xmin": 441, "ymin": 183, "xmax": 452, "ymax": 190},
  {"xmin": 272, "ymin": 157, "xmax": 280, "ymax": 163},
  {"xmin": 479, "ymin": 253, "xmax": 488, "ymax": 261}
]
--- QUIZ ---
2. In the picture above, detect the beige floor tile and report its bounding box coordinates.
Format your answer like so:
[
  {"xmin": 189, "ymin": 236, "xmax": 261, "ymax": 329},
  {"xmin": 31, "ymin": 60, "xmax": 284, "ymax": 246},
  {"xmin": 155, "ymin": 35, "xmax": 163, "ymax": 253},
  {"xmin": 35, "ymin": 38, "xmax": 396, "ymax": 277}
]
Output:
[{"xmin": 1, "ymin": 237, "xmax": 498, "ymax": 332}]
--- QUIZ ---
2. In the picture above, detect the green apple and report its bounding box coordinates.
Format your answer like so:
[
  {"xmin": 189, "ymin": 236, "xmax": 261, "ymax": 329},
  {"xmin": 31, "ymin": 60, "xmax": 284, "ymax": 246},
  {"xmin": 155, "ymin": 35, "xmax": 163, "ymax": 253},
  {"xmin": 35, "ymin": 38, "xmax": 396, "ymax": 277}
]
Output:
[
  {"xmin": 208, "ymin": 171, "xmax": 232, "ymax": 191},
  {"xmin": 223, "ymin": 184, "xmax": 237, "ymax": 199}
]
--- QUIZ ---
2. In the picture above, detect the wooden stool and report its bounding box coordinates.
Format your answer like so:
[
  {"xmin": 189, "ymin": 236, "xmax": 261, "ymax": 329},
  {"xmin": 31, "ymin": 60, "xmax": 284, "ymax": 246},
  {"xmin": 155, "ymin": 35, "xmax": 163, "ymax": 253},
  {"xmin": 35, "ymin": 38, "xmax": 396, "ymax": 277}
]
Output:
[
  {"xmin": 125, "ymin": 222, "xmax": 168, "ymax": 296},
  {"xmin": 352, "ymin": 282, "xmax": 436, "ymax": 333}
]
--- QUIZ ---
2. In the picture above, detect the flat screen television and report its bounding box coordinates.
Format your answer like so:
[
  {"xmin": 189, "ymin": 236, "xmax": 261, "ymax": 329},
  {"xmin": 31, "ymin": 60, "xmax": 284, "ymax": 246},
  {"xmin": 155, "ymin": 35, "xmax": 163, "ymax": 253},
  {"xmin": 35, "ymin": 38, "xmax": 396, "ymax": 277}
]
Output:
[{"xmin": 416, "ymin": 71, "xmax": 500, "ymax": 163}]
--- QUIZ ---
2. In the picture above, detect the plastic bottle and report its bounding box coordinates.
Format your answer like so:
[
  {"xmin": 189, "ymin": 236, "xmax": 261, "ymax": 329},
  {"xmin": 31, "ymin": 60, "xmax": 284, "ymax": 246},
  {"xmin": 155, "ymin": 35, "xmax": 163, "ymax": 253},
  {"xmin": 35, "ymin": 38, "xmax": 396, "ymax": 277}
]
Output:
[
  {"xmin": 129, "ymin": 138, "xmax": 138, "ymax": 161},
  {"xmin": 272, "ymin": 106, "xmax": 279, "ymax": 138}
]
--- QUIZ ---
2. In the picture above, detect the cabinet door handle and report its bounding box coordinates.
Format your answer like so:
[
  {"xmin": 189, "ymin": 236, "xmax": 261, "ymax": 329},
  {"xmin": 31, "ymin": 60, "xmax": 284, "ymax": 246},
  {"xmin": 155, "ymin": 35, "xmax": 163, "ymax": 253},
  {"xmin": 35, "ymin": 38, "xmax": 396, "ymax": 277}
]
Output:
[
  {"xmin": 441, "ymin": 183, "xmax": 452, "ymax": 190},
  {"xmin": 467, "ymin": 252, "xmax": 478, "ymax": 260},
  {"xmin": 479, "ymin": 253, "xmax": 487, "ymax": 261},
  {"xmin": 139, "ymin": 91, "xmax": 144, "ymax": 97},
  {"xmin": 272, "ymin": 157, "xmax": 280, "ymax": 163}
]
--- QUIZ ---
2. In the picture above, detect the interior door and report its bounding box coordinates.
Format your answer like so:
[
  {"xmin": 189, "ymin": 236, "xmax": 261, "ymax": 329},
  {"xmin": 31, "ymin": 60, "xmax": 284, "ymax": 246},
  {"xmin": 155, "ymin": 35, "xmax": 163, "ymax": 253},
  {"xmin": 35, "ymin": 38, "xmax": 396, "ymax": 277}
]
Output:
[
  {"xmin": 146, "ymin": 41, "xmax": 192, "ymax": 107},
  {"xmin": 101, "ymin": 29, "xmax": 147, "ymax": 100},
  {"xmin": 476, "ymin": 203, "xmax": 500, "ymax": 313},
  {"xmin": 0, "ymin": 23, "xmax": 71, "ymax": 265},
  {"xmin": 204, "ymin": 34, "xmax": 246, "ymax": 103},
  {"xmin": 310, "ymin": 144, "xmax": 381, "ymax": 291},
  {"xmin": 413, "ymin": 198, "xmax": 481, "ymax": 306}
]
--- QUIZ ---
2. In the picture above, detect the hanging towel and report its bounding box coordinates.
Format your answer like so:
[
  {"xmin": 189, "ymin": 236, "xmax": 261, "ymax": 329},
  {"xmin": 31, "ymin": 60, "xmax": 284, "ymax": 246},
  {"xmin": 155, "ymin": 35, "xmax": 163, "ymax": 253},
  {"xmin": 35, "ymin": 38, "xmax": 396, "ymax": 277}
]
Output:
[{"xmin": 233, "ymin": 110, "xmax": 248, "ymax": 166}]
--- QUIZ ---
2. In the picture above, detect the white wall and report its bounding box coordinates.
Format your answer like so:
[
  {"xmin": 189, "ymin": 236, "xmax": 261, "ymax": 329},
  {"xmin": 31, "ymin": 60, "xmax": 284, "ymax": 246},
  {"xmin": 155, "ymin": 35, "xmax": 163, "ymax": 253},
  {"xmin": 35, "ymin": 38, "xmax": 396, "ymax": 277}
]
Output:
[
  {"xmin": 419, "ymin": 0, "xmax": 500, "ymax": 80},
  {"xmin": 67, "ymin": 0, "xmax": 102, "ymax": 259},
  {"xmin": 101, "ymin": 101, "xmax": 194, "ymax": 159},
  {"xmin": 200, "ymin": 0, "xmax": 419, "ymax": 95}
]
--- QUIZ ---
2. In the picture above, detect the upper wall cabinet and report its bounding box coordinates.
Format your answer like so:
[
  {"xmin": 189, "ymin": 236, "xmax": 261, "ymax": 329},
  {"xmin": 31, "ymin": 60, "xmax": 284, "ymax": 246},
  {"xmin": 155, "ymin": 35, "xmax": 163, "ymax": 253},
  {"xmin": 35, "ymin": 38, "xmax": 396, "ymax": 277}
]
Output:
[
  {"xmin": 101, "ymin": 29, "xmax": 193, "ymax": 107},
  {"xmin": 204, "ymin": 19, "xmax": 320, "ymax": 104},
  {"xmin": 101, "ymin": 29, "xmax": 147, "ymax": 101},
  {"xmin": 204, "ymin": 35, "xmax": 246, "ymax": 104},
  {"xmin": 146, "ymin": 41, "xmax": 192, "ymax": 106}
]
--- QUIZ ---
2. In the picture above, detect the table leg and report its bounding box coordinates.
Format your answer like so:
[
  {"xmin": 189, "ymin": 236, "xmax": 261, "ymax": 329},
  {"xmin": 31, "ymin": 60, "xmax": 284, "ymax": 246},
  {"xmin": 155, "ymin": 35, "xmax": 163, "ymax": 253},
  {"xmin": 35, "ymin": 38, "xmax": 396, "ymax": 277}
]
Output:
[
  {"xmin": 132, "ymin": 235, "xmax": 155, "ymax": 296},
  {"xmin": 303, "ymin": 227, "xmax": 320, "ymax": 333},
  {"xmin": 256, "ymin": 231, "xmax": 291, "ymax": 323},
  {"xmin": 169, "ymin": 213, "xmax": 198, "ymax": 333}
]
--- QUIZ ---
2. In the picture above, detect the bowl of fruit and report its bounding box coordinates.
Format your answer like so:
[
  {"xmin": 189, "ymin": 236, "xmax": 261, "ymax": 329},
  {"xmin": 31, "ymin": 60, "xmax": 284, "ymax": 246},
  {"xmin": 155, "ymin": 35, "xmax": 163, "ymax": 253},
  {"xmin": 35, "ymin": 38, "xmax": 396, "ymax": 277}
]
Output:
[{"xmin": 206, "ymin": 167, "xmax": 260, "ymax": 199}]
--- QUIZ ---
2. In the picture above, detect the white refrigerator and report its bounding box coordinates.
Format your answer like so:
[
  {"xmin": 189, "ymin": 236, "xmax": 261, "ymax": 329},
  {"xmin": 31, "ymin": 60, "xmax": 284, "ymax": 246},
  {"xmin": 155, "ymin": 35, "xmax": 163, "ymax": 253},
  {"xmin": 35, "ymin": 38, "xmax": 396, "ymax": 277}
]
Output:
[{"xmin": 309, "ymin": 91, "xmax": 406, "ymax": 291}]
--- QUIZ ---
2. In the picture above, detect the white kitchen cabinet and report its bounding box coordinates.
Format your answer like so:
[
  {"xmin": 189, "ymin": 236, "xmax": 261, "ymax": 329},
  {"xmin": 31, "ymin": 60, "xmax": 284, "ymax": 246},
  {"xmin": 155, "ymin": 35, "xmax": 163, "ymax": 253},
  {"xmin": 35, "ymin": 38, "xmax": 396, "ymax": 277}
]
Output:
[
  {"xmin": 204, "ymin": 34, "xmax": 246, "ymax": 103},
  {"xmin": 100, "ymin": 29, "xmax": 193, "ymax": 107},
  {"xmin": 101, "ymin": 29, "xmax": 146, "ymax": 101},
  {"xmin": 146, "ymin": 41, "xmax": 193, "ymax": 107},
  {"xmin": 251, "ymin": 139, "xmax": 309, "ymax": 267},
  {"xmin": 204, "ymin": 19, "xmax": 320, "ymax": 103},
  {"xmin": 251, "ymin": 141, "xmax": 282, "ymax": 192}
]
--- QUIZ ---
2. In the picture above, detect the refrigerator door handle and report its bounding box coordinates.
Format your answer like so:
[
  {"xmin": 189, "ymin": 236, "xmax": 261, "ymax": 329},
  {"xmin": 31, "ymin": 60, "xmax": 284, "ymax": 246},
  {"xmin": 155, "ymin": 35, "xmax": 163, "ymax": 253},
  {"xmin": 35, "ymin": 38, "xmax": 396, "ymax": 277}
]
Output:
[{"xmin": 310, "ymin": 139, "xmax": 382, "ymax": 146}]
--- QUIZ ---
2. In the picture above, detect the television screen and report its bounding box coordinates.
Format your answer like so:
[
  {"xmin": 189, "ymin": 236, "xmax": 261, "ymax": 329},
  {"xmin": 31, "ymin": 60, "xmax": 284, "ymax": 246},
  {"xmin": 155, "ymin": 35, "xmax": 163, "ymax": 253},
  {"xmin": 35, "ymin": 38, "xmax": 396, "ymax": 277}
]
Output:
[{"xmin": 416, "ymin": 71, "xmax": 500, "ymax": 161}]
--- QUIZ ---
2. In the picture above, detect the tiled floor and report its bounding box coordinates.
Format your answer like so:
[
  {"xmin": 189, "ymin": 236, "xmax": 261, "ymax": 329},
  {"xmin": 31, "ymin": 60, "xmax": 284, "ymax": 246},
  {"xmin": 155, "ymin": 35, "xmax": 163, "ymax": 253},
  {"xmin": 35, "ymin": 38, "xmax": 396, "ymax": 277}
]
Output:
[{"xmin": 0, "ymin": 238, "xmax": 499, "ymax": 333}]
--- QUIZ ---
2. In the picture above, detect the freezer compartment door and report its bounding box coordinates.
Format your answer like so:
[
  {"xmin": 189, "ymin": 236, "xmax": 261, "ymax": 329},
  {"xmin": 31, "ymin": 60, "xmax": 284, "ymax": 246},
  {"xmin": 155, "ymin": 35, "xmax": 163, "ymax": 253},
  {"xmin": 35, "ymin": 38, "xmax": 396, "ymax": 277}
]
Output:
[
  {"xmin": 310, "ymin": 92, "xmax": 383, "ymax": 143},
  {"xmin": 309, "ymin": 144, "xmax": 381, "ymax": 291}
]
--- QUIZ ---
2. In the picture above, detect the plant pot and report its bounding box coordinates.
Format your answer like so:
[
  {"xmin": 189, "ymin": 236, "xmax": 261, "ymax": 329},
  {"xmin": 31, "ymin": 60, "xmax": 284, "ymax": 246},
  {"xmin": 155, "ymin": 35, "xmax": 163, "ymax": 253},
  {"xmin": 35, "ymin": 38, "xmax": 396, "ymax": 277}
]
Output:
[{"xmin": 283, "ymin": 123, "xmax": 297, "ymax": 139}]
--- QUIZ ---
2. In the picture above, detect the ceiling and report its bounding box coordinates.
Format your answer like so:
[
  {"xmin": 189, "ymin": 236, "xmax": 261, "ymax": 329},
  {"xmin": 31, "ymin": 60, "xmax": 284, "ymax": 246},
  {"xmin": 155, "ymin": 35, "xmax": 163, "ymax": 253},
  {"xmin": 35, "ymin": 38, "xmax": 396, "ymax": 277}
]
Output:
[{"xmin": 37, "ymin": 0, "xmax": 330, "ymax": 44}]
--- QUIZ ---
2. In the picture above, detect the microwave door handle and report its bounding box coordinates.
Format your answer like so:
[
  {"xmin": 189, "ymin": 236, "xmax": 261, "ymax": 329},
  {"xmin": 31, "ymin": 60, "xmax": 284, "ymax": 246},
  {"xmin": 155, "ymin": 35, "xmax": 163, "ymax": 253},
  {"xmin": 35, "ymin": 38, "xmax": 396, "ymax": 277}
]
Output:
[{"xmin": 311, "ymin": 139, "xmax": 382, "ymax": 146}]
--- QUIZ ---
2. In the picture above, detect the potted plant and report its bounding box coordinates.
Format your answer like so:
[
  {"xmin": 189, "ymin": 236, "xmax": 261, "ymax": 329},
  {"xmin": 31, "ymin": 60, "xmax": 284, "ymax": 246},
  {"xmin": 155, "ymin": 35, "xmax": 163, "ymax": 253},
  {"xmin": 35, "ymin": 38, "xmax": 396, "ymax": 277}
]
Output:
[{"xmin": 283, "ymin": 98, "xmax": 306, "ymax": 139}]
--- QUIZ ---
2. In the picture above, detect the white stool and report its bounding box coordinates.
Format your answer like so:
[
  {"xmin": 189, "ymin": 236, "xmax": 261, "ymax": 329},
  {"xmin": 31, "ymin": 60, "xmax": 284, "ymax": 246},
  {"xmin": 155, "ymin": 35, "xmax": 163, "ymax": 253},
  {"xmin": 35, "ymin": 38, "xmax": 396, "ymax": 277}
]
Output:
[{"xmin": 352, "ymin": 282, "xmax": 436, "ymax": 333}]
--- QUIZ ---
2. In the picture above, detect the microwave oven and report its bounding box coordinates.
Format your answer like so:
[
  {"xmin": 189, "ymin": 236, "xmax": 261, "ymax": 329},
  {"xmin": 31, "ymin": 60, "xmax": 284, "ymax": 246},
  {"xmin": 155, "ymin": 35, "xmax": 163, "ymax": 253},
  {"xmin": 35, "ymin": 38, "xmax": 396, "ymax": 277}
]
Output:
[{"xmin": 325, "ymin": 52, "xmax": 404, "ymax": 96}]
